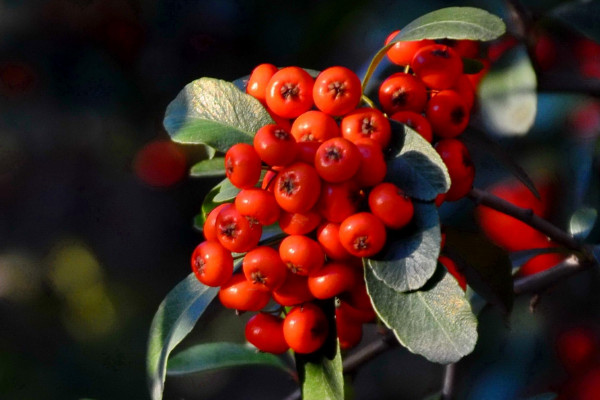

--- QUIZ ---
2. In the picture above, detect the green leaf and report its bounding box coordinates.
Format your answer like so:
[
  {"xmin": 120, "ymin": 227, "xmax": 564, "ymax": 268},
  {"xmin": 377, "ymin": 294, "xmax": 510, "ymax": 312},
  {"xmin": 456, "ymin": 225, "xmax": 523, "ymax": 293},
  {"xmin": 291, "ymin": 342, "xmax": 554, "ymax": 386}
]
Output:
[
  {"xmin": 365, "ymin": 266, "xmax": 478, "ymax": 364},
  {"xmin": 569, "ymin": 207, "xmax": 597, "ymax": 241},
  {"xmin": 297, "ymin": 342, "xmax": 344, "ymax": 400},
  {"xmin": 164, "ymin": 77, "xmax": 273, "ymax": 152},
  {"xmin": 551, "ymin": 1, "xmax": 600, "ymax": 43},
  {"xmin": 386, "ymin": 122, "xmax": 450, "ymax": 201},
  {"xmin": 213, "ymin": 179, "xmax": 241, "ymax": 202},
  {"xmin": 166, "ymin": 342, "xmax": 292, "ymax": 376},
  {"xmin": 463, "ymin": 58, "xmax": 485, "ymax": 74},
  {"xmin": 391, "ymin": 7, "xmax": 505, "ymax": 42},
  {"xmin": 190, "ymin": 157, "xmax": 226, "ymax": 178},
  {"xmin": 478, "ymin": 46, "xmax": 537, "ymax": 137},
  {"xmin": 365, "ymin": 202, "xmax": 440, "ymax": 292},
  {"xmin": 147, "ymin": 273, "xmax": 219, "ymax": 400}
]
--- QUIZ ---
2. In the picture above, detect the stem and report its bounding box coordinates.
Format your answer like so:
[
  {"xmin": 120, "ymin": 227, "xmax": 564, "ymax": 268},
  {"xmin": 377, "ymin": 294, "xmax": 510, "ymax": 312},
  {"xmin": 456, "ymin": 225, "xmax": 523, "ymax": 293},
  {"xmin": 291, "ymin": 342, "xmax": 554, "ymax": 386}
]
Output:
[
  {"xmin": 513, "ymin": 256, "xmax": 594, "ymax": 294},
  {"xmin": 441, "ymin": 363, "xmax": 457, "ymax": 400},
  {"xmin": 343, "ymin": 329, "xmax": 397, "ymax": 375},
  {"xmin": 360, "ymin": 94, "xmax": 376, "ymax": 109},
  {"xmin": 468, "ymin": 188, "xmax": 581, "ymax": 251}
]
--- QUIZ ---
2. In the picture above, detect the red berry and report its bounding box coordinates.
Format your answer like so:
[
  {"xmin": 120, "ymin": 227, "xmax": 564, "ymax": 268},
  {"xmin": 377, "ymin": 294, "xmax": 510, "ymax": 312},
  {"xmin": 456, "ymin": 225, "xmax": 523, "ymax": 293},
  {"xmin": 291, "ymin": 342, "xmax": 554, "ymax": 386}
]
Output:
[
  {"xmin": 411, "ymin": 44, "xmax": 462, "ymax": 89},
  {"xmin": 317, "ymin": 222, "xmax": 353, "ymax": 261},
  {"xmin": 341, "ymin": 108, "xmax": 391, "ymax": 149},
  {"xmin": 235, "ymin": 188, "xmax": 280, "ymax": 226},
  {"xmin": 274, "ymin": 162, "xmax": 322, "ymax": 213},
  {"xmin": 426, "ymin": 90, "xmax": 470, "ymax": 138},
  {"xmin": 378, "ymin": 72, "xmax": 428, "ymax": 115},
  {"xmin": 283, "ymin": 303, "xmax": 329, "ymax": 354},
  {"xmin": 278, "ymin": 208, "xmax": 322, "ymax": 235},
  {"xmin": 190, "ymin": 240, "xmax": 234, "ymax": 287},
  {"xmin": 335, "ymin": 306, "xmax": 363, "ymax": 350},
  {"xmin": 368, "ymin": 182, "xmax": 414, "ymax": 229},
  {"xmin": 317, "ymin": 180, "xmax": 363, "ymax": 223},
  {"xmin": 434, "ymin": 139, "xmax": 475, "ymax": 201},
  {"xmin": 313, "ymin": 66, "xmax": 362, "ymax": 116},
  {"xmin": 272, "ymin": 272, "xmax": 315, "ymax": 306},
  {"xmin": 279, "ymin": 235, "xmax": 325, "ymax": 276},
  {"xmin": 215, "ymin": 204, "xmax": 262, "ymax": 253},
  {"xmin": 219, "ymin": 273, "xmax": 271, "ymax": 311},
  {"xmin": 291, "ymin": 110, "xmax": 340, "ymax": 143},
  {"xmin": 203, "ymin": 203, "xmax": 230, "ymax": 242},
  {"xmin": 247, "ymin": 63, "xmax": 278, "ymax": 103},
  {"xmin": 339, "ymin": 212, "xmax": 387, "ymax": 258},
  {"xmin": 307, "ymin": 261, "xmax": 359, "ymax": 299},
  {"xmin": 385, "ymin": 30, "xmax": 435, "ymax": 66},
  {"xmin": 225, "ymin": 143, "xmax": 262, "ymax": 189},
  {"xmin": 314, "ymin": 137, "xmax": 361, "ymax": 183},
  {"xmin": 253, "ymin": 124, "xmax": 297, "ymax": 167},
  {"xmin": 243, "ymin": 246, "xmax": 288, "ymax": 291},
  {"xmin": 353, "ymin": 139, "xmax": 387, "ymax": 187},
  {"xmin": 245, "ymin": 313, "xmax": 289, "ymax": 354},
  {"xmin": 265, "ymin": 66, "xmax": 314, "ymax": 119},
  {"xmin": 390, "ymin": 110, "xmax": 433, "ymax": 143}
]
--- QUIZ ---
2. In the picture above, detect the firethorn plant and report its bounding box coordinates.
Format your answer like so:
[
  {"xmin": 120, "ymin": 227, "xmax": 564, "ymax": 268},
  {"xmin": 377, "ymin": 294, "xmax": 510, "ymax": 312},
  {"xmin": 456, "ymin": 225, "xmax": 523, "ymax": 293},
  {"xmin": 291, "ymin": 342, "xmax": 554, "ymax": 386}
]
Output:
[{"xmin": 148, "ymin": 5, "xmax": 600, "ymax": 400}]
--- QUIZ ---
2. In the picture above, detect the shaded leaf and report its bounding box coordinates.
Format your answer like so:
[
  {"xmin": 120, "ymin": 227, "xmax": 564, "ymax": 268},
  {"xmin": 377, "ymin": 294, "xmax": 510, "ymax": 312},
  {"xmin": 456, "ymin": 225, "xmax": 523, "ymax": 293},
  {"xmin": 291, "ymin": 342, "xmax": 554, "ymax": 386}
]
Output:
[
  {"xmin": 569, "ymin": 207, "xmax": 597, "ymax": 241},
  {"xmin": 213, "ymin": 179, "xmax": 240, "ymax": 202},
  {"xmin": 167, "ymin": 342, "xmax": 292, "ymax": 376},
  {"xmin": 190, "ymin": 157, "xmax": 226, "ymax": 178},
  {"xmin": 147, "ymin": 274, "xmax": 219, "ymax": 400},
  {"xmin": 365, "ymin": 266, "xmax": 478, "ymax": 364},
  {"xmin": 365, "ymin": 202, "xmax": 440, "ymax": 292},
  {"xmin": 164, "ymin": 77, "xmax": 273, "ymax": 152},
  {"xmin": 386, "ymin": 122, "xmax": 450, "ymax": 201},
  {"xmin": 551, "ymin": 2, "xmax": 600, "ymax": 43},
  {"xmin": 478, "ymin": 46, "xmax": 537, "ymax": 137}
]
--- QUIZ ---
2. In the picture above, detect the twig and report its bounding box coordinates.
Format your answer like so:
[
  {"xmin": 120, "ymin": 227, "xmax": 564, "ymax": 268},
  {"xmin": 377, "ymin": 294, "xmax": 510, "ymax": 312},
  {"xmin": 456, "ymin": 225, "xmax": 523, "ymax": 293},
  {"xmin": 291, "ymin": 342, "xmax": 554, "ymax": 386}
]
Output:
[
  {"xmin": 441, "ymin": 363, "xmax": 457, "ymax": 400},
  {"xmin": 513, "ymin": 256, "xmax": 594, "ymax": 294}
]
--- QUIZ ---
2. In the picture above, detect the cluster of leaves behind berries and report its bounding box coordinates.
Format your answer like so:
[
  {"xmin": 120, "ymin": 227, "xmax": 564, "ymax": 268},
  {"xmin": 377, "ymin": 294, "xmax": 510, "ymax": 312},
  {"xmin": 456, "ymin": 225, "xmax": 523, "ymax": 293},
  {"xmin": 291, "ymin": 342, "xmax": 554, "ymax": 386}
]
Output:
[{"xmin": 190, "ymin": 40, "xmax": 486, "ymax": 354}]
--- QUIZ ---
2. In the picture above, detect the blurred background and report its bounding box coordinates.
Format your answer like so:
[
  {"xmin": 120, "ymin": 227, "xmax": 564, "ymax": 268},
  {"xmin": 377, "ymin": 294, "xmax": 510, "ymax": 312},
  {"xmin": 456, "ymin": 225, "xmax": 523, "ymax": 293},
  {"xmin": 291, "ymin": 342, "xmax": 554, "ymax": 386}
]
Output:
[{"xmin": 1, "ymin": 0, "xmax": 600, "ymax": 399}]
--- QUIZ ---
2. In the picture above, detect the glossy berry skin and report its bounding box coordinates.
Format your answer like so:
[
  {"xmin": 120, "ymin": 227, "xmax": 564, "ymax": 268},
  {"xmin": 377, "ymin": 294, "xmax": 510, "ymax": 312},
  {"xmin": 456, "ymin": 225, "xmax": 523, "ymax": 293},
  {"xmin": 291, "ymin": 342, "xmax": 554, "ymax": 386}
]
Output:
[
  {"xmin": 314, "ymin": 137, "xmax": 361, "ymax": 183},
  {"xmin": 235, "ymin": 188, "xmax": 280, "ymax": 226},
  {"xmin": 274, "ymin": 162, "xmax": 322, "ymax": 213},
  {"xmin": 225, "ymin": 143, "xmax": 262, "ymax": 189},
  {"xmin": 390, "ymin": 110, "xmax": 433, "ymax": 143},
  {"xmin": 378, "ymin": 72, "xmax": 428, "ymax": 115},
  {"xmin": 215, "ymin": 204, "xmax": 262, "ymax": 253},
  {"xmin": 313, "ymin": 66, "xmax": 362, "ymax": 116},
  {"xmin": 317, "ymin": 222, "xmax": 353, "ymax": 261},
  {"xmin": 335, "ymin": 306, "xmax": 363, "ymax": 350},
  {"xmin": 265, "ymin": 66, "xmax": 314, "ymax": 119},
  {"xmin": 368, "ymin": 182, "xmax": 414, "ymax": 229},
  {"xmin": 291, "ymin": 110, "xmax": 340, "ymax": 143},
  {"xmin": 411, "ymin": 44, "xmax": 463, "ymax": 89},
  {"xmin": 307, "ymin": 261, "xmax": 358, "ymax": 299},
  {"xmin": 272, "ymin": 272, "xmax": 315, "ymax": 306},
  {"xmin": 253, "ymin": 124, "xmax": 297, "ymax": 167},
  {"xmin": 336, "ymin": 296, "xmax": 375, "ymax": 324},
  {"xmin": 245, "ymin": 313, "xmax": 289, "ymax": 354},
  {"xmin": 438, "ymin": 255, "xmax": 466, "ymax": 291},
  {"xmin": 295, "ymin": 141, "xmax": 320, "ymax": 164},
  {"xmin": 219, "ymin": 273, "xmax": 271, "ymax": 311},
  {"xmin": 317, "ymin": 180, "xmax": 363, "ymax": 223},
  {"xmin": 203, "ymin": 203, "xmax": 230, "ymax": 241},
  {"xmin": 191, "ymin": 241, "xmax": 234, "ymax": 287},
  {"xmin": 279, "ymin": 235, "xmax": 325, "ymax": 276},
  {"xmin": 426, "ymin": 90, "xmax": 470, "ymax": 138},
  {"xmin": 452, "ymin": 75, "xmax": 475, "ymax": 112},
  {"xmin": 339, "ymin": 212, "xmax": 387, "ymax": 258},
  {"xmin": 246, "ymin": 63, "xmax": 278, "ymax": 103},
  {"xmin": 283, "ymin": 303, "xmax": 329, "ymax": 354},
  {"xmin": 341, "ymin": 108, "xmax": 391, "ymax": 149},
  {"xmin": 279, "ymin": 209, "xmax": 322, "ymax": 235},
  {"xmin": 385, "ymin": 30, "xmax": 435, "ymax": 66},
  {"xmin": 434, "ymin": 139, "xmax": 475, "ymax": 201},
  {"xmin": 353, "ymin": 139, "xmax": 387, "ymax": 187},
  {"xmin": 243, "ymin": 246, "xmax": 288, "ymax": 291}
]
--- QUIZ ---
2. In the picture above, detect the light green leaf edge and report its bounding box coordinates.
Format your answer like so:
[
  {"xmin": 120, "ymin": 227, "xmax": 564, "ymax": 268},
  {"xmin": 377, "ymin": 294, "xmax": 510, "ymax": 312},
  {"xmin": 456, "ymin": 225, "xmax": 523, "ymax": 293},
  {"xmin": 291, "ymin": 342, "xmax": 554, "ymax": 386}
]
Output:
[
  {"xmin": 569, "ymin": 207, "xmax": 597, "ymax": 241},
  {"xmin": 365, "ymin": 267, "xmax": 478, "ymax": 364},
  {"xmin": 300, "ymin": 342, "xmax": 344, "ymax": 400},
  {"xmin": 190, "ymin": 157, "xmax": 226, "ymax": 178}
]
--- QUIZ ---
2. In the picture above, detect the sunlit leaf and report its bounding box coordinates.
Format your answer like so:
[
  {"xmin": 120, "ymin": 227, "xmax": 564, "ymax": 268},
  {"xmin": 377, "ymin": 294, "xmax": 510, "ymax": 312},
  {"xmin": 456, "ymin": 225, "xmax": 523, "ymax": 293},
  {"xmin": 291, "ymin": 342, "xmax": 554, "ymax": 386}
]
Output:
[{"xmin": 569, "ymin": 207, "xmax": 597, "ymax": 241}]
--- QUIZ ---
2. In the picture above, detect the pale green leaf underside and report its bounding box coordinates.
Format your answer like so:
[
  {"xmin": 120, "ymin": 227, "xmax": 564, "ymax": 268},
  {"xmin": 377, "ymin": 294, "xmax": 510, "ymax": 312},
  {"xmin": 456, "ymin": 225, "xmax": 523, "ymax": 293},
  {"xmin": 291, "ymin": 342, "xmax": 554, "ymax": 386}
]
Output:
[
  {"xmin": 569, "ymin": 207, "xmax": 597, "ymax": 241},
  {"xmin": 301, "ymin": 342, "xmax": 344, "ymax": 400},
  {"xmin": 164, "ymin": 77, "xmax": 273, "ymax": 152},
  {"xmin": 365, "ymin": 267, "xmax": 478, "ymax": 364},
  {"xmin": 190, "ymin": 157, "xmax": 226, "ymax": 178}
]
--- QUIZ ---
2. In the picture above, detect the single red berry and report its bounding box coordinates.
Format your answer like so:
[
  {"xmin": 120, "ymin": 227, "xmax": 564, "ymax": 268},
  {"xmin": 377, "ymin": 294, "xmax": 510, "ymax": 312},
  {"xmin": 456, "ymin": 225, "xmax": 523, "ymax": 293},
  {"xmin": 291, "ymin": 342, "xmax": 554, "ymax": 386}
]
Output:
[
  {"xmin": 278, "ymin": 208, "xmax": 322, "ymax": 235},
  {"xmin": 438, "ymin": 255, "xmax": 467, "ymax": 291},
  {"xmin": 368, "ymin": 182, "xmax": 414, "ymax": 229},
  {"xmin": 283, "ymin": 303, "xmax": 329, "ymax": 354},
  {"xmin": 245, "ymin": 313, "xmax": 289, "ymax": 354},
  {"xmin": 452, "ymin": 75, "xmax": 475, "ymax": 112},
  {"xmin": 378, "ymin": 72, "xmax": 428, "ymax": 115},
  {"xmin": 291, "ymin": 110, "xmax": 340, "ymax": 143},
  {"xmin": 225, "ymin": 143, "xmax": 262, "ymax": 189},
  {"xmin": 390, "ymin": 110, "xmax": 433, "ymax": 143},
  {"xmin": 317, "ymin": 180, "xmax": 363, "ymax": 223},
  {"xmin": 411, "ymin": 44, "xmax": 463, "ymax": 89},
  {"xmin": 434, "ymin": 139, "xmax": 475, "ymax": 201},
  {"xmin": 316, "ymin": 222, "xmax": 353, "ymax": 261},
  {"xmin": 385, "ymin": 30, "xmax": 435, "ymax": 66},
  {"xmin": 307, "ymin": 261, "xmax": 359, "ymax": 299},
  {"xmin": 219, "ymin": 273, "xmax": 271, "ymax": 311},
  {"xmin": 295, "ymin": 140, "xmax": 321, "ymax": 164},
  {"xmin": 353, "ymin": 139, "xmax": 387, "ymax": 187},
  {"xmin": 339, "ymin": 212, "xmax": 387, "ymax": 258},
  {"xmin": 341, "ymin": 108, "xmax": 391, "ymax": 149},
  {"xmin": 426, "ymin": 90, "xmax": 470, "ymax": 138},
  {"xmin": 272, "ymin": 271, "xmax": 315, "ymax": 306},
  {"xmin": 253, "ymin": 124, "xmax": 297, "ymax": 167},
  {"xmin": 215, "ymin": 204, "xmax": 262, "ymax": 253},
  {"xmin": 335, "ymin": 306, "xmax": 363, "ymax": 350},
  {"xmin": 265, "ymin": 66, "xmax": 314, "ymax": 119},
  {"xmin": 203, "ymin": 203, "xmax": 230, "ymax": 241},
  {"xmin": 314, "ymin": 137, "xmax": 361, "ymax": 183},
  {"xmin": 313, "ymin": 66, "xmax": 362, "ymax": 116},
  {"xmin": 243, "ymin": 246, "xmax": 288, "ymax": 291},
  {"xmin": 247, "ymin": 63, "xmax": 278, "ymax": 103},
  {"xmin": 336, "ymin": 296, "xmax": 375, "ymax": 324},
  {"xmin": 190, "ymin": 240, "xmax": 234, "ymax": 287},
  {"xmin": 235, "ymin": 187, "xmax": 280, "ymax": 226},
  {"xmin": 274, "ymin": 162, "xmax": 322, "ymax": 213},
  {"xmin": 279, "ymin": 235, "xmax": 325, "ymax": 276}
]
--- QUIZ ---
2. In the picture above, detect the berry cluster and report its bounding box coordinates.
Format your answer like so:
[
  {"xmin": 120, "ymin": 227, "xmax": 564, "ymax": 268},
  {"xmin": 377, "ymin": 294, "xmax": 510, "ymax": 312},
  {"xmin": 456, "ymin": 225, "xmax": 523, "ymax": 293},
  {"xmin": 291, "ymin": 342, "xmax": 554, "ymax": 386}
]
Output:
[
  {"xmin": 190, "ymin": 64, "xmax": 419, "ymax": 354},
  {"xmin": 383, "ymin": 31, "xmax": 478, "ymax": 204}
]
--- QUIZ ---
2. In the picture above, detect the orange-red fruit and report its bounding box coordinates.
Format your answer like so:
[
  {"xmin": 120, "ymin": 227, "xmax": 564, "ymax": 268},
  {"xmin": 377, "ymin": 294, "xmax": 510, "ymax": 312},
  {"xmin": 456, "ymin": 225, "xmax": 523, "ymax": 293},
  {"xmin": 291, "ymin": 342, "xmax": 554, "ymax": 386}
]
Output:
[
  {"xmin": 203, "ymin": 203, "xmax": 230, "ymax": 241},
  {"xmin": 411, "ymin": 44, "xmax": 463, "ymax": 89},
  {"xmin": 242, "ymin": 246, "xmax": 288, "ymax": 291},
  {"xmin": 336, "ymin": 296, "xmax": 375, "ymax": 324},
  {"xmin": 246, "ymin": 63, "xmax": 278, "ymax": 103},
  {"xmin": 235, "ymin": 188, "xmax": 280, "ymax": 226},
  {"xmin": 556, "ymin": 327, "xmax": 598, "ymax": 374},
  {"xmin": 335, "ymin": 306, "xmax": 363, "ymax": 350},
  {"xmin": 313, "ymin": 66, "xmax": 362, "ymax": 116},
  {"xmin": 272, "ymin": 272, "xmax": 315, "ymax": 306},
  {"xmin": 295, "ymin": 141, "xmax": 320, "ymax": 164},
  {"xmin": 378, "ymin": 72, "xmax": 428, "ymax": 115},
  {"xmin": 278, "ymin": 208, "xmax": 322, "ymax": 235},
  {"xmin": 438, "ymin": 255, "xmax": 466, "ymax": 291},
  {"xmin": 283, "ymin": 303, "xmax": 329, "ymax": 354},
  {"xmin": 368, "ymin": 182, "xmax": 414, "ymax": 229},
  {"xmin": 253, "ymin": 124, "xmax": 297, "ymax": 167},
  {"xmin": 291, "ymin": 110, "xmax": 340, "ymax": 143},
  {"xmin": 317, "ymin": 180, "xmax": 363, "ymax": 223},
  {"xmin": 341, "ymin": 108, "xmax": 392, "ymax": 149},
  {"xmin": 279, "ymin": 235, "xmax": 325, "ymax": 276},
  {"xmin": 219, "ymin": 273, "xmax": 271, "ymax": 311},
  {"xmin": 314, "ymin": 137, "xmax": 361, "ymax": 183},
  {"xmin": 215, "ymin": 204, "xmax": 262, "ymax": 253},
  {"xmin": 245, "ymin": 313, "xmax": 289, "ymax": 354},
  {"xmin": 274, "ymin": 162, "xmax": 322, "ymax": 213},
  {"xmin": 426, "ymin": 90, "xmax": 470, "ymax": 138},
  {"xmin": 190, "ymin": 240, "xmax": 234, "ymax": 287},
  {"xmin": 308, "ymin": 261, "xmax": 359, "ymax": 299},
  {"xmin": 390, "ymin": 110, "xmax": 433, "ymax": 143},
  {"xmin": 353, "ymin": 139, "xmax": 388, "ymax": 187},
  {"xmin": 434, "ymin": 139, "xmax": 475, "ymax": 201},
  {"xmin": 385, "ymin": 30, "xmax": 435, "ymax": 66},
  {"xmin": 265, "ymin": 66, "xmax": 314, "ymax": 119},
  {"xmin": 317, "ymin": 222, "xmax": 353, "ymax": 261},
  {"xmin": 339, "ymin": 212, "xmax": 387, "ymax": 258},
  {"xmin": 225, "ymin": 143, "xmax": 262, "ymax": 189}
]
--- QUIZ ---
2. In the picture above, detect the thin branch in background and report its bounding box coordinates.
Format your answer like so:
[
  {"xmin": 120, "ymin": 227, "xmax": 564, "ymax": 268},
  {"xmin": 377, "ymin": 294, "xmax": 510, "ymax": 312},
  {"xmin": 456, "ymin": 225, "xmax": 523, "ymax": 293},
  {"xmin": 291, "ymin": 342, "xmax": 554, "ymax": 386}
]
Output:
[
  {"xmin": 513, "ymin": 256, "xmax": 594, "ymax": 295},
  {"xmin": 441, "ymin": 363, "xmax": 457, "ymax": 400}
]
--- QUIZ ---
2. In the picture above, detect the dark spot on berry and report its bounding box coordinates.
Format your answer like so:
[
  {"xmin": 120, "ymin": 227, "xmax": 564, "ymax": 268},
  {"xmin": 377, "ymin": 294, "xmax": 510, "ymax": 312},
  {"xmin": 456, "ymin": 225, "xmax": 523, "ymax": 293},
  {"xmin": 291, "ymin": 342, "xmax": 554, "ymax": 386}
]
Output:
[
  {"xmin": 251, "ymin": 271, "xmax": 266, "ymax": 285},
  {"xmin": 221, "ymin": 222, "xmax": 238, "ymax": 238},
  {"xmin": 194, "ymin": 256, "xmax": 205, "ymax": 273},
  {"xmin": 451, "ymin": 107, "xmax": 465, "ymax": 125},
  {"xmin": 274, "ymin": 129, "xmax": 291, "ymax": 140},
  {"xmin": 325, "ymin": 146, "xmax": 343, "ymax": 161},
  {"xmin": 353, "ymin": 236, "xmax": 369, "ymax": 251},
  {"xmin": 392, "ymin": 89, "xmax": 408, "ymax": 106},
  {"xmin": 281, "ymin": 83, "xmax": 300, "ymax": 100},
  {"xmin": 361, "ymin": 117, "xmax": 376, "ymax": 135},
  {"xmin": 280, "ymin": 174, "xmax": 298, "ymax": 195},
  {"xmin": 328, "ymin": 81, "xmax": 347, "ymax": 99},
  {"xmin": 432, "ymin": 48, "xmax": 450, "ymax": 59}
]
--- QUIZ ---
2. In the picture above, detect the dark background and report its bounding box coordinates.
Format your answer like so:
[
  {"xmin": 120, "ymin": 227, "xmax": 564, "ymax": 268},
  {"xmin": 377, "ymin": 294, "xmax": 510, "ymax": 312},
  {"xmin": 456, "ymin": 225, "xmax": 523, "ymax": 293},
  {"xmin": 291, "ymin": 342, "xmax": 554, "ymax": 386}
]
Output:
[{"xmin": 1, "ymin": 0, "xmax": 599, "ymax": 399}]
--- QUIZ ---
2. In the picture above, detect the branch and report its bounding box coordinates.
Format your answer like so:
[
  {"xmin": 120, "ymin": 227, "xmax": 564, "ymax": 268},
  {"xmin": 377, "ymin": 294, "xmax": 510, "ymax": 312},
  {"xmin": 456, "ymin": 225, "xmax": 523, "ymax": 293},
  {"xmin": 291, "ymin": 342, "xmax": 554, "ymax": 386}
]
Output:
[
  {"xmin": 441, "ymin": 363, "xmax": 457, "ymax": 400},
  {"xmin": 468, "ymin": 188, "xmax": 581, "ymax": 251},
  {"xmin": 513, "ymin": 256, "xmax": 594, "ymax": 294},
  {"xmin": 538, "ymin": 74, "xmax": 600, "ymax": 98}
]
